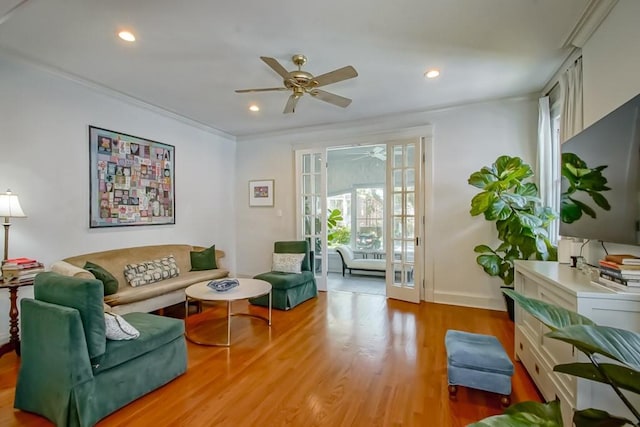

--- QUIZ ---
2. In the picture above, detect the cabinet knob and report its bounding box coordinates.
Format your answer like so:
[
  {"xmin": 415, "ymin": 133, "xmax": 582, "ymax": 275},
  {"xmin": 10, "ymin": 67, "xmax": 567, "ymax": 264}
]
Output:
[
  {"xmin": 519, "ymin": 342, "xmax": 523, "ymax": 350},
  {"xmin": 535, "ymin": 364, "xmax": 540, "ymax": 374}
]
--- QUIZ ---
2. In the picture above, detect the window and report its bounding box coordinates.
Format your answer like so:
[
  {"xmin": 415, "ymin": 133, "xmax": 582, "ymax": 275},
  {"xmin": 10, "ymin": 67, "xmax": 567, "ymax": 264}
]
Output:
[
  {"xmin": 354, "ymin": 187, "xmax": 384, "ymax": 250},
  {"xmin": 327, "ymin": 187, "xmax": 384, "ymax": 250}
]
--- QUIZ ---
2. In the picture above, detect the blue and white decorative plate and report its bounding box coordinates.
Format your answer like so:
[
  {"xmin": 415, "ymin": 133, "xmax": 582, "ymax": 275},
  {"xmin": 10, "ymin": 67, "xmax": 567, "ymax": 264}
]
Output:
[{"xmin": 207, "ymin": 278, "xmax": 240, "ymax": 292}]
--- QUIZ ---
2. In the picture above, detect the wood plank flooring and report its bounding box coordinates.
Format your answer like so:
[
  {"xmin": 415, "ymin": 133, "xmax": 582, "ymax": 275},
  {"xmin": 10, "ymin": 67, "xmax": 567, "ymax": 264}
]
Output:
[{"xmin": 0, "ymin": 291, "xmax": 541, "ymax": 427}]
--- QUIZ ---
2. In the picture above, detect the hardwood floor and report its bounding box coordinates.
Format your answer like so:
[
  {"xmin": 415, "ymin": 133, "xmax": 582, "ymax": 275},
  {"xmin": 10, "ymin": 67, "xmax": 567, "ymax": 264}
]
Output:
[{"xmin": 0, "ymin": 292, "xmax": 541, "ymax": 426}]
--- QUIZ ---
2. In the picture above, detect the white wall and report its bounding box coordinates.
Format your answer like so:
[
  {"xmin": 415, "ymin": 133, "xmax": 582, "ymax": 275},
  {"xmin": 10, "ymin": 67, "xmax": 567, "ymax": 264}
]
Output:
[
  {"xmin": 0, "ymin": 55, "xmax": 237, "ymax": 343},
  {"xmin": 236, "ymin": 96, "xmax": 538, "ymax": 311},
  {"xmin": 582, "ymin": 0, "xmax": 640, "ymax": 127},
  {"xmin": 580, "ymin": 0, "xmax": 640, "ymax": 261}
]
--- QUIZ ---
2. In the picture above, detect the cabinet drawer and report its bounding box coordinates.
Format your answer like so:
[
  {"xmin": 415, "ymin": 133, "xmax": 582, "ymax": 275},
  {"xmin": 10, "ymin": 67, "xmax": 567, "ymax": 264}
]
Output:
[
  {"xmin": 538, "ymin": 286, "xmax": 577, "ymax": 396},
  {"xmin": 516, "ymin": 329, "xmax": 552, "ymax": 401},
  {"xmin": 546, "ymin": 375, "xmax": 575, "ymax": 427},
  {"xmin": 515, "ymin": 273, "xmax": 541, "ymax": 340}
]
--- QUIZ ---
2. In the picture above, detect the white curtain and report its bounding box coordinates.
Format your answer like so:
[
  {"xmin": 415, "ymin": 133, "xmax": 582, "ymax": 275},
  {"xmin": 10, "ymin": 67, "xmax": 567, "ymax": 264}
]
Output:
[
  {"xmin": 559, "ymin": 57, "xmax": 583, "ymax": 142},
  {"xmin": 537, "ymin": 96, "xmax": 553, "ymax": 208}
]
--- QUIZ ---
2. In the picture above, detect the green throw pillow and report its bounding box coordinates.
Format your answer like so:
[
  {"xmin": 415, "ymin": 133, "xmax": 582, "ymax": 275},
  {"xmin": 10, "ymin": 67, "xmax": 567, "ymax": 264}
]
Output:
[
  {"xmin": 190, "ymin": 245, "xmax": 218, "ymax": 271},
  {"xmin": 84, "ymin": 261, "xmax": 119, "ymax": 296}
]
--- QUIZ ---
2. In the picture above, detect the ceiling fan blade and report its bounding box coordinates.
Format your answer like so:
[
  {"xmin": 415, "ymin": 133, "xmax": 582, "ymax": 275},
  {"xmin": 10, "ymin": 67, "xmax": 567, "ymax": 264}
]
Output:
[
  {"xmin": 260, "ymin": 56, "xmax": 290, "ymax": 79},
  {"xmin": 283, "ymin": 94, "xmax": 300, "ymax": 114},
  {"xmin": 310, "ymin": 89, "xmax": 352, "ymax": 108},
  {"xmin": 351, "ymin": 154, "xmax": 369, "ymax": 161},
  {"xmin": 312, "ymin": 66, "xmax": 358, "ymax": 88},
  {"xmin": 235, "ymin": 87, "xmax": 288, "ymax": 93}
]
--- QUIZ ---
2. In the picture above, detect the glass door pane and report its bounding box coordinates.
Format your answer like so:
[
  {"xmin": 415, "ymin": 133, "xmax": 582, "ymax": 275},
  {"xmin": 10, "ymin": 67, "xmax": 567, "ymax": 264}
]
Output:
[
  {"xmin": 296, "ymin": 150, "xmax": 327, "ymax": 290},
  {"xmin": 386, "ymin": 139, "xmax": 422, "ymax": 303}
]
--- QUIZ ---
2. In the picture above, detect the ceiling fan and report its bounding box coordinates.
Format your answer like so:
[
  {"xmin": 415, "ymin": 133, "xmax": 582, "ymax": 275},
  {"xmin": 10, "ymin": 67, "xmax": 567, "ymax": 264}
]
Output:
[
  {"xmin": 350, "ymin": 146, "xmax": 386, "ymax": 161},
  {"xmin": 235, "ymin": 54, "xmax": 358, "ymax": 114}
]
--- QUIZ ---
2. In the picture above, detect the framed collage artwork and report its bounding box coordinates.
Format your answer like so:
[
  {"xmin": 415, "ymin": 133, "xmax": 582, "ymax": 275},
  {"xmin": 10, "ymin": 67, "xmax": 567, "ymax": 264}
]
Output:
[
  {"xmin": 89, "ymin": 126, "xmax": 175, "ymax": 228},
  {"xmin": 249, "ymin": 179, "xmax": 274, "ymax": 207}
]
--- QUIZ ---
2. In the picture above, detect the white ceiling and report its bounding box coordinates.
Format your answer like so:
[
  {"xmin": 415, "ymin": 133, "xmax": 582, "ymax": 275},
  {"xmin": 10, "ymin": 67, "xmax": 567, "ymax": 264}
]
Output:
[{"xmin": 0, "ymin": 0, "xmax": 590, "ymax": 137}]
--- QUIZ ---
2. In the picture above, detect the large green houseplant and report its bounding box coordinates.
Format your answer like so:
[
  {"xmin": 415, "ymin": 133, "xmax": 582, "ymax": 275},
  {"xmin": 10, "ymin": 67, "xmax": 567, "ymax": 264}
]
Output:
[
  {"xmin": 470, "ymin": 289, "xmax": 640, "ymax": 427},
  {"xmin": 468, "ymin": 156, "xmax": 557, "ymax": 286}
]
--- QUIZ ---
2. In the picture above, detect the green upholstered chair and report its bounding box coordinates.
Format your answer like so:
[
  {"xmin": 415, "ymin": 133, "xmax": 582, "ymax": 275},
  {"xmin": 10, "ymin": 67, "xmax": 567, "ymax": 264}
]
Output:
[
  {"xmin": 250, "ymin": 241, "xmax": 318, "ymax": 310},
  {"xmin": 14, "ymin": 272, "xmax": 187, "ymax": 427}
]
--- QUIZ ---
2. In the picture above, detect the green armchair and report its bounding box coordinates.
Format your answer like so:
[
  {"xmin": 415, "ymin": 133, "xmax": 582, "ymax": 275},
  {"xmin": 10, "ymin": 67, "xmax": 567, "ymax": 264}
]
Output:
[
  {"xmin": 250, "ymin": 241, "xmax": 318, "ymax": 310},
  {"xmin": 14, "ymin": 272, "xmax": 187, "ymax": 427}
]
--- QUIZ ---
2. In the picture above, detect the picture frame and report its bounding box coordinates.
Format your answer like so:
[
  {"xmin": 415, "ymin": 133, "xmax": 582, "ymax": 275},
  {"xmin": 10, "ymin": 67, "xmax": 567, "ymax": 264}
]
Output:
[
  {"xmin": 249, "ymin": 179, "xmax": 274, "ymax": 207},
  {"xmin": 89, "ymin": 126, "xmax": 175, "ymax": 228}
]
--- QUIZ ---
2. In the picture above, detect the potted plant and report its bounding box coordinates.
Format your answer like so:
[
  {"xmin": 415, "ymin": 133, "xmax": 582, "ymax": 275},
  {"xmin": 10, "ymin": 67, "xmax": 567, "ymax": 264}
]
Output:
[
  {"xmin": 470, "ymin": 289, "xmax": 640, "ymax": 427},
  {"xmin": 468, "ymin": 156, "xmax": 557, "ymax": 318}
]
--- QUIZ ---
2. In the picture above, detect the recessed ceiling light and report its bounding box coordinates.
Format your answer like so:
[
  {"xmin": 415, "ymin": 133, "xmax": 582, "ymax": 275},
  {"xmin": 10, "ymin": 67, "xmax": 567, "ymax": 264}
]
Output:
[
  {"xmin": 118, "ymin": 31, "xmax": 136, "ymax": 42},
  {"xmin": 425, "ymin": 69, "xmax": 440, "ymax": 79},
  {"xmin": 249, "ymin": 104, "xmax": 260, "ymax": 112}
]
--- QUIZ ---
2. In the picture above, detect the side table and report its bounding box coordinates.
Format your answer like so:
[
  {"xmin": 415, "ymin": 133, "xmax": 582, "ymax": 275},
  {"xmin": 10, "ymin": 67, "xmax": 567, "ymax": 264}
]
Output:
[{"xmin": 0, "ymin": 278, "xmax": 34, "ymax": 358}]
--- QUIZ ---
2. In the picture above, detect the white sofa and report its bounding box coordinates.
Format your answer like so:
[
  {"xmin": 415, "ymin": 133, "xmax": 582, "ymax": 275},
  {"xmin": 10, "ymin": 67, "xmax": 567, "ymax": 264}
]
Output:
[{"xmin": 335, "ymin": 245, "xmax": 386, "ymax": 276}]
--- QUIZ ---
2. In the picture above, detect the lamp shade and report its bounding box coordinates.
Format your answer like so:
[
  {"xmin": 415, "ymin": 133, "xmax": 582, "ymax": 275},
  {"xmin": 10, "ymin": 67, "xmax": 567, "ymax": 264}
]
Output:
[{"xmin": 0, "ymin": 190, "xmax": 26, "ymax": 218}]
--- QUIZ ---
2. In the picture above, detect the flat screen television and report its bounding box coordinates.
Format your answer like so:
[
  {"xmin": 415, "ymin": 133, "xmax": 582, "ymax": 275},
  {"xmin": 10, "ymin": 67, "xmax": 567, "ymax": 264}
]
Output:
[{"xmin": 559, "ymin": 93, "xmax": 640, "ymax": 245}]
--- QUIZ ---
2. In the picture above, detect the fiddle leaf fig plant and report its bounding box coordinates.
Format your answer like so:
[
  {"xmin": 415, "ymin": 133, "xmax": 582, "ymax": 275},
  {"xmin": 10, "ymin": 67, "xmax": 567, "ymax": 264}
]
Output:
[
  {"xmin": 469, "ymin": 156, "xmax": 557, "ymax": 286},
  {"xmin": 470, "ymin": 290, "xmax": 640, "ymax": 427}
]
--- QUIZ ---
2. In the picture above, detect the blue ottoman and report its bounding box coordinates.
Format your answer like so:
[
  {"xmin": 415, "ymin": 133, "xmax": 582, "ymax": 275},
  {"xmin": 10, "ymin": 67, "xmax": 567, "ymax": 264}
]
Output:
[{"xmin": 445, "ymin": 330, "xmax": 514, "ymax": 406}]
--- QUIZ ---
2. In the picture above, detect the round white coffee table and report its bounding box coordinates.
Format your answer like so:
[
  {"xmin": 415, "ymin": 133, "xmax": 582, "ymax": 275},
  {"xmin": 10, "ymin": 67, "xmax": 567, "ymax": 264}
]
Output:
[{"xmin": 184, "ymin": 278, "xmax": 271, "ymax": 347}]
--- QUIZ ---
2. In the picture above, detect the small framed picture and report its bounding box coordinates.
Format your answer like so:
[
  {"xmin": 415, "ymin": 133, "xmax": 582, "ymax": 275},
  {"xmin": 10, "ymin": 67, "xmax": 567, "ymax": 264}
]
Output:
[{"xmin": 249, "ymin": 179, "xmax": 274, "ymax": 207}]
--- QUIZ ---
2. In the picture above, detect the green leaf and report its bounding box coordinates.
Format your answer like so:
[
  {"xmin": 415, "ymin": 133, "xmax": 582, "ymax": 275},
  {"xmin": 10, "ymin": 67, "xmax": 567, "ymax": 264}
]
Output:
[
  {"xmin": 471, "ymin": 192, "xmax": 495, "ymax": 216},
  {"xmin": 505, "ymin": 400, "xmax": 563, "ymax": 426},
  {"xmin": 562, "ymin": 152, "xmax": 588, "ymax": 168},
  {"xmin": 561, "ymin": 198, "xmax": 582, "ymax": 223},
  {"xmin": 485, "ymin": 198, "xmax": 511, "ymax": 221},
  {"xmin": 477, "ymin": 254, "xmax": 502, "ymax": 276},
  {"xmin": 573, "ymin": 408, "xmax": 634, "ymax": 427},
  {"xmin": 517, "ymin": 212, "xmax": 543, "ymax": 229},
  {"xmin": 502, "ymin": 290, "xmax": 596, "ymax": 330},
  {"xmin": 504, "ymin": 267, "xmax": 515, "ymax": 285},
  {"xmin": 535, "ymin": 236, "xmax": 548, "ymax": 254},
  {"xmin": 517, "ymin": 182, "xmax": 539, "ymax": 198},
  {"xmin": 502, "ymin": 192, "xmax": 528, "ymax": 209},
  {"xmin": 474, "ymin": 245, "xmax": 495, "ymax": 254},
  {"xmin": 468, "ymin": 171, "xmax": 496, "ymax": 189},
  {"xmin": 547, "ymin": 325, "xmax": 640, "ymax": 370},
  {"xmin": 554, "ymin": 363, "xmax": 640, "ymax": 394},
  {"xmin": 570, "ymin": 198, "xmax": 597, "ymax": 219},
  {"xmin": 468, "ymin": 414, "xmax": 560, "ymax": 427},
  {"xmin": 578, "ymin": 170, "xmax": 610, "ymax": 191},
  {"xmin": 469, "ymin": 401, "xmax": 562, "ymax": 427},
  {"xmin": 590, "ymin": 192, "xmax": 611, "ymax": 211}
]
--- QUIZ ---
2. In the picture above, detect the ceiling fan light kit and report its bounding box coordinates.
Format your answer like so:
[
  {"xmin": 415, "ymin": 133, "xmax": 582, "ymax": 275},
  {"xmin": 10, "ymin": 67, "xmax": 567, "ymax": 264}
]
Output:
[{"xmin": 236, "ymin": 54, "xmax": 358, "ymax": 114}]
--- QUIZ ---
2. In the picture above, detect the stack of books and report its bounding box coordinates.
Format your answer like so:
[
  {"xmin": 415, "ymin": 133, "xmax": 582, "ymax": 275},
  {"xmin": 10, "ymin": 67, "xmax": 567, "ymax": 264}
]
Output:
[
  {"xmin": 1, "ymin": 257, "xmax": 45, "ymax": 282},
  {"xmin": 598, "ymin": 254, "xmax": 640, "ymax": 291}
]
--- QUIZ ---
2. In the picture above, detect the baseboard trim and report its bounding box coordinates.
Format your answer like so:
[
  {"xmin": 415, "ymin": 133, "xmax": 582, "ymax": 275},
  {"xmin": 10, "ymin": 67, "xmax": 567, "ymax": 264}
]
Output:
[{"xmin": 433, "ymin": 290, "xmax": 506, "ymax": 312}]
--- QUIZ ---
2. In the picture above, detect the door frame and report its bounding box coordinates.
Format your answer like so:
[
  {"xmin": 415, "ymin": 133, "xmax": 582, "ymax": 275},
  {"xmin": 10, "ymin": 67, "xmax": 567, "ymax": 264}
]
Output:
[
  {"xmin": 294, "ymin": 148, "xmax": 328, "ymax": 291},
  {"xmin": 292, "ymin": 126, "xmax": 434, "ymax": 301}
]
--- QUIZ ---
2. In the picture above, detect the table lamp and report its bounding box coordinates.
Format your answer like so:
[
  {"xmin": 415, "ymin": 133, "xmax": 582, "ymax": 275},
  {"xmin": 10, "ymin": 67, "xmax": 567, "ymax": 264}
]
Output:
[{"xmin": 0, "ymin": 189, "xmax": 27, "ymax": 262}]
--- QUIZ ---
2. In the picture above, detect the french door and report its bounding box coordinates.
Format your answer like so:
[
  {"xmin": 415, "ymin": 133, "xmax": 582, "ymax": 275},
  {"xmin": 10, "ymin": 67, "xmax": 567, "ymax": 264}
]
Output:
[
  {"xmin": 295, "ymin": 149, "xmax": 327, "ymax": 291},
  {"xmin": 385, "ymin": 138, "xmax": 423, "ymax": 303}
]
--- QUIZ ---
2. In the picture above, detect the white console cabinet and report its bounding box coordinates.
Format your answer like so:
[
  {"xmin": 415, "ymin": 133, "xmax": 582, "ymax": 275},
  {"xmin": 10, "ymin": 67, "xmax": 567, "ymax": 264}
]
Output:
[{"xmin": 514, "ymin": 261, "xmax": 640, "ymax": 426}]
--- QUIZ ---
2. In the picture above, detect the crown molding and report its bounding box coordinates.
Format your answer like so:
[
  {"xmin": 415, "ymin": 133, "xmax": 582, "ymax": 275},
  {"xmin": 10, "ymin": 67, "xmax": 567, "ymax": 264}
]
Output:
[
  {"xmin": 562, "ymin": 0, "xmax": 618, "ymax": 48},
  {"xmin": 237, "ymin": 93, "xmax": 537, "ymax": 144},
  {"xmin": 0, "ymin": 46, "xmax": 235, "ymax": 141}
]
